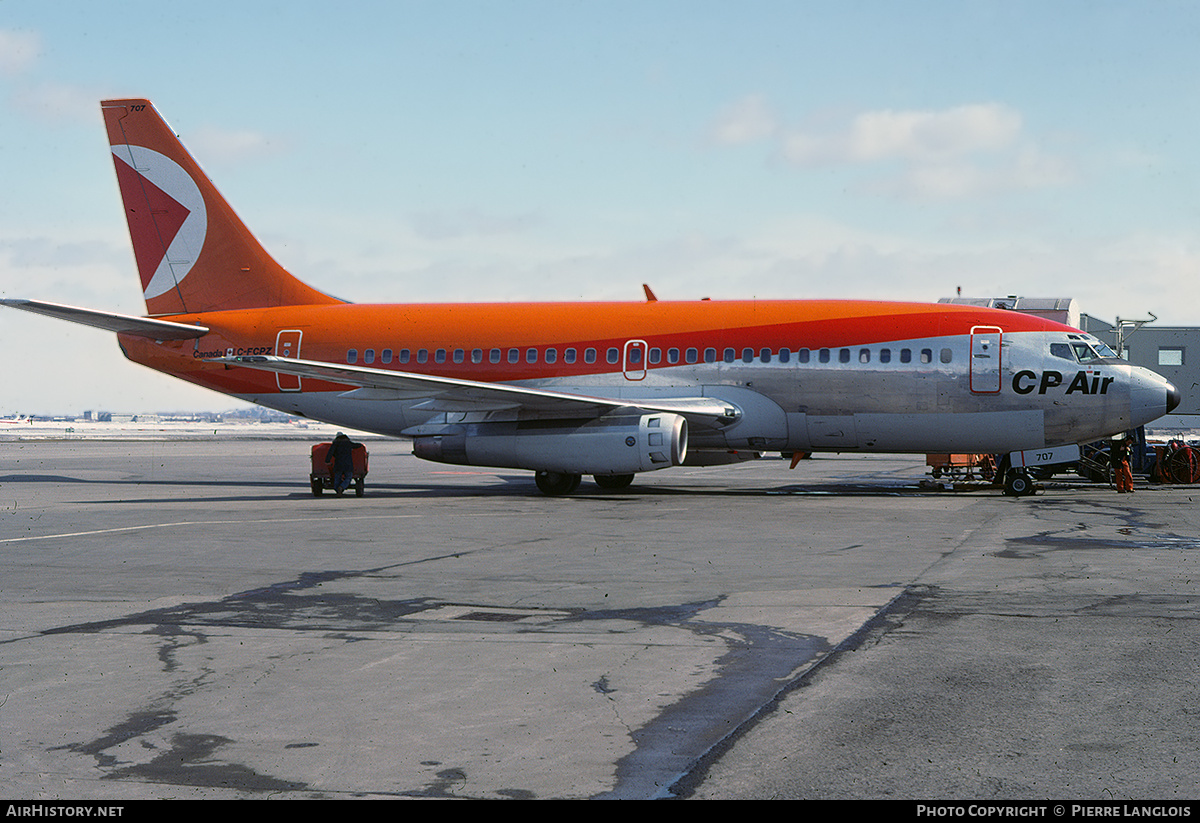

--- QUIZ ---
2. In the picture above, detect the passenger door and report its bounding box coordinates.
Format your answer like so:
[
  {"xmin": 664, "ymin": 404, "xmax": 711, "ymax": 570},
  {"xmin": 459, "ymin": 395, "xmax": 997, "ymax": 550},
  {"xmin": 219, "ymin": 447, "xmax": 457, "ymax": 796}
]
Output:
[
  {"xmin": 275, "ymin": 329, "xmax": 303, "ymax": 392},
  {"xmin": 970, "ymin": 326, "xmax": 1002, "ymax": 393},
  {"xmin": 623, "ymin": 339, "xmax": 648, "ymax": 381}
]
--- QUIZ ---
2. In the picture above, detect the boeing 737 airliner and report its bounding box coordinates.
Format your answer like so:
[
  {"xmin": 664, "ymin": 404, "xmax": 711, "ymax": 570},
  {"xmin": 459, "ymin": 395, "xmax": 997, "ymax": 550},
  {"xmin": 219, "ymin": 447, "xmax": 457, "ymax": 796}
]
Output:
[{"xmin": 1, "ymin": 99, "xmax": 1181, "ymax": 495}]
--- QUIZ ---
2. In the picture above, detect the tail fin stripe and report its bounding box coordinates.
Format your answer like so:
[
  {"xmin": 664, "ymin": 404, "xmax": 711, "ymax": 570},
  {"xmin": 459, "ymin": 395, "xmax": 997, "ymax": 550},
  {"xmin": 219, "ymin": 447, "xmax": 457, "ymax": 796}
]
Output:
[{"xmin": 111, "ymin": 150, "xmax": 199, "ymax": 300}]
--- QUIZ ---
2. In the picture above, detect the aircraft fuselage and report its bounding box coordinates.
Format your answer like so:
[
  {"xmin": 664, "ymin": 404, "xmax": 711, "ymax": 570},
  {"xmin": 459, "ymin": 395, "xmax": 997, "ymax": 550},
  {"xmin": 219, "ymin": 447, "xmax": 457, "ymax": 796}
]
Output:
[{"xmin": 116, "ymin": 298, "xmax": 1177, "ymax": 458}]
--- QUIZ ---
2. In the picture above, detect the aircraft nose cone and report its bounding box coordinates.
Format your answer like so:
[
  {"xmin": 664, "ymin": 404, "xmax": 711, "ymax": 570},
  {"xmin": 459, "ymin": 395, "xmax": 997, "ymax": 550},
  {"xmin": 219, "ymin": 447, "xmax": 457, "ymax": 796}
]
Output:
[
  {"xmin": 1129, "ymin": 367, "xmax": 1181, "ymax": 428},
  {"xmin": 1167, "ymin": 383, "xmax": 1182, "ymax": 414}
]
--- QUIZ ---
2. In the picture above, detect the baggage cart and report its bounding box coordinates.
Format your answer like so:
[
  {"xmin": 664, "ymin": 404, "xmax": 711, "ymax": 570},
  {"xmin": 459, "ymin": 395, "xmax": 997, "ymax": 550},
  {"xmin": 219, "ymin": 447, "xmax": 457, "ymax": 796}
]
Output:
[{"xmin": 311, "ymin": 441, "xmax": 369, "ymax": 496}]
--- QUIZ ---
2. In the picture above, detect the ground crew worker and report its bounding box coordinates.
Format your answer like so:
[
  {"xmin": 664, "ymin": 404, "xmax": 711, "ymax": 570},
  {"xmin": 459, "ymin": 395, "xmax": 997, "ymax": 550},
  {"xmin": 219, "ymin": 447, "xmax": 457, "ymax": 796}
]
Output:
[
  {"xmin": 326, "ymin": 432, "xmax": 361, "ymax": 495},
  {"xmin": 1112, "ymin": 434, "xmax": 1135, "ymax": 493}
]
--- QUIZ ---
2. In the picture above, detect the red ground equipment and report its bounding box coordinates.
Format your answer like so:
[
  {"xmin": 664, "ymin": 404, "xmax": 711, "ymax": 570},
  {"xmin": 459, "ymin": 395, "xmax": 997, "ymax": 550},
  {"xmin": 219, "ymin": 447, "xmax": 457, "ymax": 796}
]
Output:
[
  {"xmin": 310, "ymin": 441, "xmax": 369, "ymax": 496},
  {"xmin": 1153, "ymin": 439, "xmax": 1200, "ymax": 484},
  {"xmin": 925, "ymin": 453, "xmax": 997, "ymax": 482}
]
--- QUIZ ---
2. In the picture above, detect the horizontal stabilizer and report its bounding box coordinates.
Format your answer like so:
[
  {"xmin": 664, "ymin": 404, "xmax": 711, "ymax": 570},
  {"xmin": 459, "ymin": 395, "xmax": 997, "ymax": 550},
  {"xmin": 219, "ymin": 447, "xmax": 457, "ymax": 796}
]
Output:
[
  {"xmin": 0, "ymin": 299, "xmax": 208, "ymax": 339},
  {"xmin": 214, "ymin": 354, "xmax": 741, "ymax": 424}
]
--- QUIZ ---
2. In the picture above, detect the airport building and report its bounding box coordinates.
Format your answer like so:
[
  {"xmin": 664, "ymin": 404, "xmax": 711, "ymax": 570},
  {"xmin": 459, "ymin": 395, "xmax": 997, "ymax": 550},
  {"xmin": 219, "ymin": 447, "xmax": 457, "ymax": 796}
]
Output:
[{"xmin": 1080, "ymin": 315, "xmax": 1200, "ymax": 422}]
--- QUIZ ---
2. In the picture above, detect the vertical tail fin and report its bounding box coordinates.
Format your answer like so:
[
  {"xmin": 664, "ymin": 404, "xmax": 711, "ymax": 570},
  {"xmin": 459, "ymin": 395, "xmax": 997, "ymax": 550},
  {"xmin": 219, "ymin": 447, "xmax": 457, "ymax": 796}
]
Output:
[{"xmin": 101, "ymin": 99, "xmax": 341, "ymax": 315}]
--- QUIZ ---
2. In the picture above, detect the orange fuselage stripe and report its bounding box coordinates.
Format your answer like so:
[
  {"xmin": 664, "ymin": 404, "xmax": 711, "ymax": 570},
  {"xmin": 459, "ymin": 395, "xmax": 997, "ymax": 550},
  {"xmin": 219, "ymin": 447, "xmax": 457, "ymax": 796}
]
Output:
[{"xmin": 124, "ymin": 299, "xmax": 1066, "ymax": 395}]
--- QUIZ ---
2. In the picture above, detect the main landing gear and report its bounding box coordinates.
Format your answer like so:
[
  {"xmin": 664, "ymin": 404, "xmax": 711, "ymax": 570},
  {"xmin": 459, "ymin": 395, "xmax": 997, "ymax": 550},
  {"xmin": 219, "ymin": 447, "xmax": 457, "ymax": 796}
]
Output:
[
  {"xmin": 534, "ymin": 471, "xmax": 581, "ymax": 495},
  {"xmin": 533, "ymin": 471, "xmax": 636, "ymax": 495},
  {"xmin": 593, "ymin": 473, "xmax": 634, "ymax": 490}
]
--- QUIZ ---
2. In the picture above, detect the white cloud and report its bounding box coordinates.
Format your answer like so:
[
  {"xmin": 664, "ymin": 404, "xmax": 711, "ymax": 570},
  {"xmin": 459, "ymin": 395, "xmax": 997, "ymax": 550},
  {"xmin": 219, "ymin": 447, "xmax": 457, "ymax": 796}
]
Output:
[
  {"xmin": 9, "ymin": 81, "xmax": 96, "ymax": 124},
  {"xmin": 712, "ymin": 98, "xmax": 1072, "ymax": 201},
  {"xmin": 709, "ymin": 93, "xmax": 778, "ymax": 146},
  {"xmin": 782, "ymin": 104, "xmax": 1023, "ymax": 165},
  {"xmin": 859, "ymin": 144, "xmax": 1076, "ymax": 200},
  {"xmin": 407, "ymin": 209, "xmax": 541, "ymax": 241},
  {"xmin": 0, "ymin": 29, "xmax": 40, "ymax": 76}
]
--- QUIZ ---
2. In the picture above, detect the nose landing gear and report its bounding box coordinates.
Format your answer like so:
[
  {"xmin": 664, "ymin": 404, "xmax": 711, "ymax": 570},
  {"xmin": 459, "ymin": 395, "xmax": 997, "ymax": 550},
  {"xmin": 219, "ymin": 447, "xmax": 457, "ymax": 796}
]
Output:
[{"xmin": 1003, "ymin": 469, "xmax": 1035, "ymax": 497}]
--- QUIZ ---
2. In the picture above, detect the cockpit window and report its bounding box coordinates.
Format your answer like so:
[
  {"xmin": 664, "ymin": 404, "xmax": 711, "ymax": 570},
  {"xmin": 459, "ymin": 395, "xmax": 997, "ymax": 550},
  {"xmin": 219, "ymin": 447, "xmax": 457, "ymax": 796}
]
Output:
[{"xmin": 1053, "ymin": 340, "xmax": 1114, "ymax": 362}]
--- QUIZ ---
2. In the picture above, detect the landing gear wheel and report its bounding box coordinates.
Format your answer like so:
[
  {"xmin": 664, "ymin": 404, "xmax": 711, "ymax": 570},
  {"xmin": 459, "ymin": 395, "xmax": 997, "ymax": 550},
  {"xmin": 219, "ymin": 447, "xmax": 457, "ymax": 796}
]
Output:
[
  {"xmin": 593, "ymin": 473, "xmax": 634, "ymax": 490},
  {"xmin": 311, "ymin": 478, "xmax": 323, "ymax": 496},
  {"xmin": 1004, "ymin": 470, "xmax": 1034, "ymax": 497},
  {"xmin": 534, "ymin": 471, "xmax": 582, "ymax": 496},
  {"xmin": 355, "ymin": 476, "xmax": 365, "ymax": 497}
]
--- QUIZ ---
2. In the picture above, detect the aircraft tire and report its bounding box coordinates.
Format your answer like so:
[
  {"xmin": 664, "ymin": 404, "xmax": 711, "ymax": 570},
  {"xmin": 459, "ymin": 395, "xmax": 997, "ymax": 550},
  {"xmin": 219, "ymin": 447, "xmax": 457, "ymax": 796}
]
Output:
[
  {"xmin": 535, "ymin": 471, "xmax": 582, "ymax": 495},
  {"xmin": 311, "ymin": 478, "xmax": 323, "ymax": 496},
  {"xmin": 355, "ymin": 477, "xmax": 365, "ymax": 497},
  {"xmin": 594, "ymin": 473, "xmax": 635, "ymax": 490},
  {"xmin": 1004, "ymin": 470, "xmax": 1034, "ymax": 497}
]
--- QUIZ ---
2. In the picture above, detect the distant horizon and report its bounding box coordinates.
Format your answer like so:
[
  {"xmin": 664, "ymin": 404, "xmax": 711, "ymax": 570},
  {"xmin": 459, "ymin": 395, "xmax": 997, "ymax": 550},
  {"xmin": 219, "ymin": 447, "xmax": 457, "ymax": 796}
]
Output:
[{"xmin": 2, "ymin": 405, "xmax": 269, "ymax": 420}]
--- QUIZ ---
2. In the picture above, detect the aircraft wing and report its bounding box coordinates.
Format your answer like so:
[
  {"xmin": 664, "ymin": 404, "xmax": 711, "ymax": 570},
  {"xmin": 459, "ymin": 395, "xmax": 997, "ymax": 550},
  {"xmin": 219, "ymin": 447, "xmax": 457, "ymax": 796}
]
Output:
[
  {"xmin": 215, "ymin": 354, "xmax": 741, "ymax": 425},
  {"xmin": 0, "ymin": 299, "xmax": 209, "ymax": 340}
]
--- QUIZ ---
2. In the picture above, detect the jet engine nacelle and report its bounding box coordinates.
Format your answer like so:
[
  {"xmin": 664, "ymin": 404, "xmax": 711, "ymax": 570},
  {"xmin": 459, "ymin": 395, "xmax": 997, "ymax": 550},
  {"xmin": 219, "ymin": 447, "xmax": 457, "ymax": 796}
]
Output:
[{"xmin": 412, "ymin": 412, "xmax": 688, "ymax": 475}]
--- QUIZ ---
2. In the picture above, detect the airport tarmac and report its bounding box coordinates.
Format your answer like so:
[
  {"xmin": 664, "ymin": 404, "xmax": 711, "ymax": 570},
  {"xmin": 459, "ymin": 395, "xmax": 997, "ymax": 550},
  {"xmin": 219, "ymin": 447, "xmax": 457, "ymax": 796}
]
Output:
[{"xmin": 1, "ymin": 437, "xmax": 1198, "ymax": 799}]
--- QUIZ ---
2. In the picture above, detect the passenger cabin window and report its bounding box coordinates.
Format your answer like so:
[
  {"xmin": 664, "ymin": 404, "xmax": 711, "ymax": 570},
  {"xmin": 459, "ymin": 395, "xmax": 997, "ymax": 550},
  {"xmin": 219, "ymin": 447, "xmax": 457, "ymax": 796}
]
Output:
[
  {"xmin": 685, "ymin": 348, "xmax": 698, "ymax": 364},
  {"xmin": 723, "ymin": 348, "xmax": 736, "ymax": 363},
  {"xmin": 742, "ymin": 348, "xmax": 754, "ymax": 363},
  {"xmin": 346, "ymin": 349, "xmax": 358, "ymax": 364},
  {"xmin": 585, "ymin": 348, "xmax": 597, "ymax": 364},
  {"xmin": 760, "ymin": 348, "xmax": 772, "ymax": 363},
  {"xmin": 508, "ymin": 348, "xmax": 519, "ymax": 363},
  {"xmin": 399, "ymin": 349, "xmax": 410, "ymax": 364},
  {"xmin": 649, "ymin": 348, "xmax": 661, "ymax": 364},
  {"xmin": 778, "ymin": 349, "xmax": 790, "ymax": 363},
  {"xmin": 839, "ymin": 349, "xmax": 850, "ymax": 364},
  {"xmin": 453, "ymin": 349, "xmax": 464, "ymax": 363},
  {"xmin": 920, "ymin": 349, "xmax": 932, "ymax": 364},
  {"xmin": 490, "ymin": 349, "xmax": 501, "ymax": 363},
  {"xmin": 704, "ymin": 348, "xmax": 717, "ymax": 363},
  {"xmin": 417, "ymin": 349, "xmax": 428, "ymax": 364},
  {"xmin": 940, "ymin": 348, "xmax": 952, "ymax": 364},
  {"xmin": 364, "ymin": 349, "xmax": 375, "ymax": 364},
  {"xmin": 879, "ymin": 348, "xmax": 891, "ymax": 364},
  {"xmin": 606, "ymin": 348, "xmax": 619, "ymax": 364},
  {"xmin": 859, "ymin": 348, "xmax": 870, "ymax": 363},
  {"xmin": 798, "ymin": 349, "xmax": 810, "ymax": 364},
  {"xmin": 381, "ymin": 349, "xmax": 393, "ymax": 364},
  {"xmin": 435, "ymin": 349, "xmax": 447, "ymax": 363},
  {"xmin": 472, "ymin": 348, "xmax": 483, "ymax": 364},
  {"xmin": 545, "ymin": 348, "xmax": 557, "ymax": 364},
  {"xmin": 900, "ymin": 348, "xmax": 911, "ymax": 363},
  {"xmin": 527, "ymin": 348, "xmax": 538, "ymax": 364},
  {"xmin": 564, "ymin": 348, "xmax": 577, "ymax": 364},
  {"xmin": 667, "ymin": 348, "xmax": 680, "ymax": 364}
]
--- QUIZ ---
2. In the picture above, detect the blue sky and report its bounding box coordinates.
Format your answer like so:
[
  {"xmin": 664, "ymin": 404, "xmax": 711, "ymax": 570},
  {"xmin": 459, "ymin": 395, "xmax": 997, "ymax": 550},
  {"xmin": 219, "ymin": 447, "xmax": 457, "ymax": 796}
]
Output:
[{"xmin": 2, "ymin": 1, "xmax": 1199, "ymax": 413}]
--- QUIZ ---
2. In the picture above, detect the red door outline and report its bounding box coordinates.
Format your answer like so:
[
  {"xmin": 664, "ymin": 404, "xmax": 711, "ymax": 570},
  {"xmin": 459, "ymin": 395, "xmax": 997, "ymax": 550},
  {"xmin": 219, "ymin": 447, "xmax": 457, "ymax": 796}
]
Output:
[
  {"xmin": 969, "ymin": 326, "xmax": 1002, "ymax": 394},
  {"xmin": 275, "ymin": 329, "xmax": 302, "ymax": 392},
  {"xmin": 623, "ymin": 339, "xmax": 648, "ymax": 381}
]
